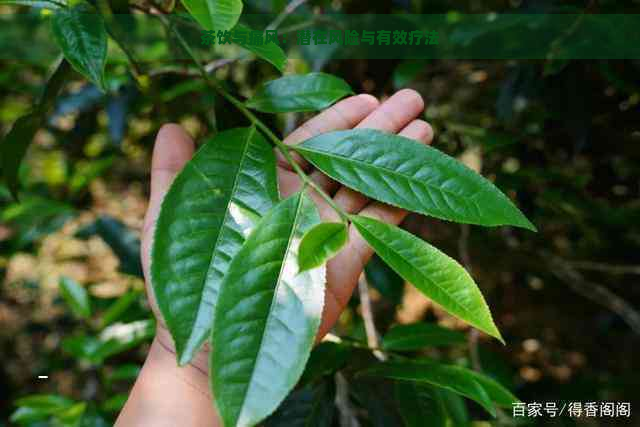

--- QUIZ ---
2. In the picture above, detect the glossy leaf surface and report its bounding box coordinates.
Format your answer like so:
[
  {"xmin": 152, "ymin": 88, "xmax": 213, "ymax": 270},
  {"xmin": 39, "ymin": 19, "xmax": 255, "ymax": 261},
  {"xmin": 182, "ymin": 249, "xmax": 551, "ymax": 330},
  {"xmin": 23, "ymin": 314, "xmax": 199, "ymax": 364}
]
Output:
[
  {"xmin": 468, "ymin": 371, "xmax": 520, "ymax": 408},
  {"xmin": 51, "ymin": 5, "xmax": 107, "ymax": 90},
  {"xmin": 264, "ymin": 381, "xmax": 335, "ymax": 427},
  {"xmin": 76, "ymin": 215, "xmax": 142, "ymax": 277},
  {"xmin": 361, "ymin": 361, "xmax": 496, "ymax": 417},
  {"xmin": 152, "ymin": 127, "xmax": 278, "ymax": 365},
  {"xmin": 181, "ymin": 0, "xmax": 242, "ymax": 31},
  {"xmin": 298, "ymin": 222, "xmax": 348, "ymax": 272},
  {"xmin": 211, "ymin": 193, "xmax": 325, "ymax": 427},
  {"xmin": 246, "ymin": 72, "xmax": 353, "ymax": 113},
  {"xmin": 395, "ymin": 382, "xmax": 446, "ymax": 427},
  {"xmin": 297, "ymin": 129, "xmax": 535, "ymax": 230},
  {"xmin": 382, "ymin": 323, "xmax": 466, "ymax": 351},
  {"xmin": 351, "ymin": 215, "xmax": 502, "ymax": 342},
  {"xmin": 59, "ymin": 277, "xmax": 91, "ymax": 319},
  {"xmin": 233, "ymin": 24, "xmax": 287, "ymax": 72}
]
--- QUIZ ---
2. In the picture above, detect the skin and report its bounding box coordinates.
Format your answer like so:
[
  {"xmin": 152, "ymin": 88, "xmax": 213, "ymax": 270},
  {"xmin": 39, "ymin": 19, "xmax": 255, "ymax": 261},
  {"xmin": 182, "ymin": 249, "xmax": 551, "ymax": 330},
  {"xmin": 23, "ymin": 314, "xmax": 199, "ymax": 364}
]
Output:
[{"xmin": 116, "ymin": 89, "xmax": 434, "ymax": 426}]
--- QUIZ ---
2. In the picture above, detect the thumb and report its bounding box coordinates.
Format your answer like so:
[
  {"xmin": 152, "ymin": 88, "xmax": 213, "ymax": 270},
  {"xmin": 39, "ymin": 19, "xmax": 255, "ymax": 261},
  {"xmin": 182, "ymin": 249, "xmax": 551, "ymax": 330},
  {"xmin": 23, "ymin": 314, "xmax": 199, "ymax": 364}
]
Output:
[{"xmin": 141, "ymin": 124, "xmax": 195, "ymax": 281}]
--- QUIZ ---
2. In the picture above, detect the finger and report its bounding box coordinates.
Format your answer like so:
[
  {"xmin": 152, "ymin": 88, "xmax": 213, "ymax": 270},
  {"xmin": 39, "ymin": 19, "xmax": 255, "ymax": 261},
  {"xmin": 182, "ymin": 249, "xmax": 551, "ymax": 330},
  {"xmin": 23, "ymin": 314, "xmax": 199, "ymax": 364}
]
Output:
[
  {"xmin": 141, "ymin": 124, "xmax": 195, "ymax": 279},
  {"xmin": 278, "ymin": 94, "xmax": 379, "ymax": 172},
  {"xmin": 329, "ymin": 90, "xmax": 427, "ymax": 215},
  {"xmin": 316, "ymin": 118, "xmax": 433, "ymax": 340},
  {"xmin": 355, "ymin": 88, "xmax": 424, "ymax": 131}
]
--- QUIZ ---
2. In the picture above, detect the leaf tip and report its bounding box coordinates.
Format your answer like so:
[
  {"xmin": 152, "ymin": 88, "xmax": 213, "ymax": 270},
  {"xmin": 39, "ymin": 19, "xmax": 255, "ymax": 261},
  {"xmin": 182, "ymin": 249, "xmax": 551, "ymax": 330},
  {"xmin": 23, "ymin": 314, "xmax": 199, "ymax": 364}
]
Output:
[
  {"xmin": 518, "ymin": 216, "xmax": 537, "ymax": 232},
  {"xmin": 7, "ymin": 185, "xmax": 19, "ymax": 203}
]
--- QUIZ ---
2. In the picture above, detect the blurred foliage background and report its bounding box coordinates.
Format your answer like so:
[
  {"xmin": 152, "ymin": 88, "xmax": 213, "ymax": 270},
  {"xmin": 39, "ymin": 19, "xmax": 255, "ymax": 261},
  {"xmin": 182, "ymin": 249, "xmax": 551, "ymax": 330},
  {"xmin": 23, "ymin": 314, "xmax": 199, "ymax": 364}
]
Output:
[{"xmin": 1, "ymin": 0, "xmax": 640, "ymax": 425}]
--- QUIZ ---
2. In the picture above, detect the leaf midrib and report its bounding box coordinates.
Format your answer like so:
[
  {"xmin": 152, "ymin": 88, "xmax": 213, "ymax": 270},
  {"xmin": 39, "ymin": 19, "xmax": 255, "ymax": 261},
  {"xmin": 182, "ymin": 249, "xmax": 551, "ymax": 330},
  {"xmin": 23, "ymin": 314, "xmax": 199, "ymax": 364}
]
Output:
[
  {"xmin": 237, "ymin": 193, "xmax": 306, "ymax": 421},
  {"xmin": 355, "ymin": 219, "xmax": 484, "ymax": 322},
  {"xmin": 252, "ymin": 89, "xmax": 348, "ymax": 108},
  {"xmin": 184, "ymin": 127, "xmax": 258, "ymax": 352},
  {"xmin": 298, "ymin": 143, "xmax": 480, "ymax": 209}
]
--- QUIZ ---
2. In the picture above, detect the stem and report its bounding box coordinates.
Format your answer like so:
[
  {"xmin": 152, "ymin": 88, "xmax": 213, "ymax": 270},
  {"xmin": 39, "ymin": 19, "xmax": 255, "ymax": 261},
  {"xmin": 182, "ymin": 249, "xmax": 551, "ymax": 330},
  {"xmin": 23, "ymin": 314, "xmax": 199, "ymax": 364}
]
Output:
[
  {"xmin": 162, "ymin": 15, "xmax": 349, "ymax": 221},
  {"xmin": 266, "ymin": 0, "xmax": 309, "ymax": 31},
  {"xmin": 358, "ymin": 276, "xmax": 386, "ymax": 361}
]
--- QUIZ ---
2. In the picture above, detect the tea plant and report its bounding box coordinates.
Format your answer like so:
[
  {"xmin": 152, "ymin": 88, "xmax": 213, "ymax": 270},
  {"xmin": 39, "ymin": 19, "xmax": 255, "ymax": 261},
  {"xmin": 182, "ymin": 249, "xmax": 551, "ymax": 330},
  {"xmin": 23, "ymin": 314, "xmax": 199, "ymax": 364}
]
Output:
[{"xmin": 1, "ymin": 0, "xmax": 536, "ymax": 425}]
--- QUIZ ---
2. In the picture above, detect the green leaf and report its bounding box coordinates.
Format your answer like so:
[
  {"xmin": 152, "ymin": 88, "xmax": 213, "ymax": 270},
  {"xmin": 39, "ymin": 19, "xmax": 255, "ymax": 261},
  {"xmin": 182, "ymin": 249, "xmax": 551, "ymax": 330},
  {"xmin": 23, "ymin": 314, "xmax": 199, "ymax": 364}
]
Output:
[
  {"xmin": 62, "ymin": 319, "xmax": 155, "ymax": 365},
  {"xmin": 360, "ymin": 361, "xmax": 496, "ymax": 417},
  {"xmin": 467, "ymin": 371, "xmax": 520, "ymax": 408},
  {"xmin": 350, "ymin": 215, "xmax": 503, "ymax": 342},
  {"xmin": 382, "ymin": 323, "xmax": 466, "ymax": 351},
  {"xmin": 56, "ymin": 402, "xmax": 86, "ymax": 426},
  {"xmin": 181, "ymin": 0, "xmax": 242, "ymax": 31},
  {"xmin": 265, "ymin": 381, "xmax": 335, "ymax": 427},
  {"xmin": 51, "ymin": 4, "xmax": 108, "ymax": 91},
  {"xmin": 297, "ymin": 129, "xmax": 536, "ymax": 230},
  {"xmin": 99, "ymin": 289, "xmax": 141, "ymax": 329},
  {"xmin": 105, "ymin": 364, "xmax": 141, "ymax": 388},
  {"xmin": 211, "ymin": 192, "xmax": 325, "ymax": 427},
  {"xmin": 437, "ymin": 389, "xmax": 469, "ymax": 427},
  {"xmin": 300, "ymin": 342, "xmax": 351, "ymax": 386},
  {"xmin": 76, "ymin": 216, "xmax": 142, "ymax": 277},
  {"xmin": 152, "ymin": 127, "xmax": 278, "ymax": 365},
  {"xmin": 14, "ymin": 395, "xmax": 74, "ymax": 413},
  {"xmin": 10, "ymin": 407, "xmax": 50, "ymax": 425},
  {"xmin": 246, "ymin": 72, "xmax": 353, "ymax": 113},
  {"xmin": 59, "ymin": 277, "xmax": 91, "ymax": 319},
  {"xmin": 395, "ymin": 382, "xmax": 446, "ymax": 427},
  {"xmin": 298, "ymin": 222, "xmax": 348, "ymax": 273},
  {"xmin": 101, "ymin": 394, "xmax": 128, "ymax": 413},
  {"xmin": 0, "ymin": 0, "xmax": 65, "ymax": 9},
  {"xmin": 1, "ymin": 113, "xmax": 41, "ymax": 200},
  {"xmin": 232, "ymin": 24, "xmax": 287, "ymax": 72},
  {"xmin": 1, "ymin": 60, "xmax": 70, "ymax": 200}
]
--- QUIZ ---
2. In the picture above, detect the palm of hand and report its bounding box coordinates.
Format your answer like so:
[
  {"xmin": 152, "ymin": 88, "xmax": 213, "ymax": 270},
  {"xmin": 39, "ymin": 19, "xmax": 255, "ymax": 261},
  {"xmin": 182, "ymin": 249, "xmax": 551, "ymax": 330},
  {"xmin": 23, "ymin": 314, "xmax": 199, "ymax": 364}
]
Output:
[{"xmin": 140, "ymin": 90, "xmax": 432, "ymax": 362}]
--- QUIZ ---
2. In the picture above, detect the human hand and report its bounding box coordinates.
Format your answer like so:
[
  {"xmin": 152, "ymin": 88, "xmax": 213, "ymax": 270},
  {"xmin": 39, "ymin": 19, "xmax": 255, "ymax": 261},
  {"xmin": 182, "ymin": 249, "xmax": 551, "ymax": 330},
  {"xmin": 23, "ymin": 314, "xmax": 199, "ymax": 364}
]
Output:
[
  {"xmin": 118, "ymin": 89, "xmax": 432, "ymax": 426},
  {"xmin": 139, "ymin": 89, "xmax": 433, "ymax": 372}
]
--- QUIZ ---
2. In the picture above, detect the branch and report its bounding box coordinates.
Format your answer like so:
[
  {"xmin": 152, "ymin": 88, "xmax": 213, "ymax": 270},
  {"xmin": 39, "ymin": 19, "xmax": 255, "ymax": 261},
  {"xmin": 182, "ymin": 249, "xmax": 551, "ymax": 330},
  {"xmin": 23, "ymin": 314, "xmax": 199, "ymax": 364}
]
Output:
[
  {"xmin": 148, "ymin": 58, "xmax": 240, "ymax": 77},
  {"xmin": 155, "ymin": 13, "xmax": 350, "ymax": 222},
  {"xmin": 266, "ymin": 0, "xmax": 309, "ymax": 31},
  {"xmin": 569, "ymin": 261, "xmax": 640, "ymax": 276},
  {"xmin": 545, "ymin": 253, "xmax": 640, "ymax": 335},
  {"xmin": 335, "ymin": 372, "xmax": 360, "ymax": 427},
  {"xmin": 358, "ymin": 275, "xmax": 386, "ymax": 361}
]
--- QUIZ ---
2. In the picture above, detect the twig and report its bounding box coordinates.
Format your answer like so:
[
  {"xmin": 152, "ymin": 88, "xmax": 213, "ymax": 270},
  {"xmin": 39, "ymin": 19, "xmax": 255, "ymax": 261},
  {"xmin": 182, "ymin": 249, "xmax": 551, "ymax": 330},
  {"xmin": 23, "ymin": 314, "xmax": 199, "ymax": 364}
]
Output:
[
  {"xmin": 468, "ymin": 329, "xmax": 482, "ymax": 371},
  {"xmin": 459, "ymin": 226, "xmax": 484, "ymax": 370},
  {"xmin": 266, "ymin": 0, "xmax": 309, "ymax": 31},
  {"xmin": 458, "ymin": 224, "xmax": 473, "ymax": 275},
  {"xmin": 358, "ymin": 275, "xmax": 386, "ymax": 361},
  {"xmin": 335, "ymin": 372, "xmax": 360, "ymax": 427},
  {"xmin": 569, "ymin": 261, "xmax": 640, "ymax": 276},
  {"xmin": 95, "ymin": 0, "xmax": 144, "ymax": 78},
  {"xmin": 148, "ymin": 58, "xmax": 241, "ymax": 77},
  {"xmin": 546, "ymin": 253, "xmax": 640, "ymax": 335},
  {"xmin": 155, "ymin": 12, "xmax": 351, "ymax": 222}
]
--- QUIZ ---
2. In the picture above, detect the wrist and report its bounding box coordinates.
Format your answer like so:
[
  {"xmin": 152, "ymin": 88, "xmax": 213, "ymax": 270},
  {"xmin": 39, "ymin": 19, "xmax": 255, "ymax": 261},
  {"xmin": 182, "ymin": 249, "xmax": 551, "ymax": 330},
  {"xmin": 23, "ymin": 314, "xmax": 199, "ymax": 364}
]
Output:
[
  {"xmin": 154, "ymin": 326, "xmax": 211, "ymax": 377},
  {"xmin": 116, "ymin": 331, "xmax": 218, "ymax": 426}
]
